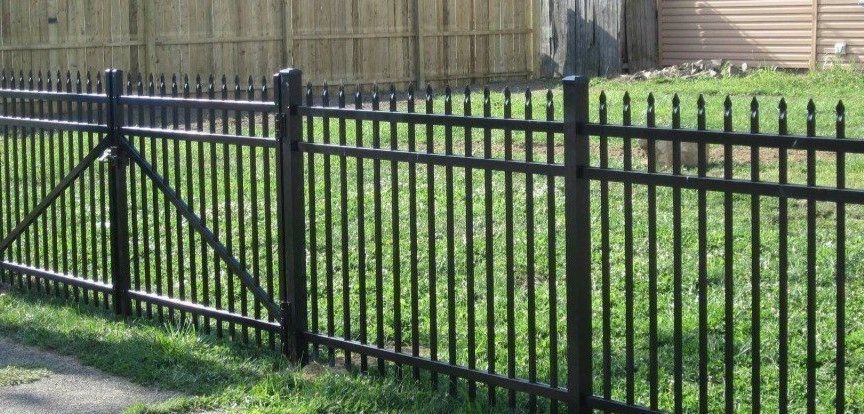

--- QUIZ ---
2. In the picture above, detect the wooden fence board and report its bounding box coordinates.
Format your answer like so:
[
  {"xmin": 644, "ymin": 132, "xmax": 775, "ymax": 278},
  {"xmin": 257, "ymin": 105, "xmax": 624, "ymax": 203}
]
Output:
[{"xmin": 0, "ymin": 0, "xmax": 659, "ymax": 83}]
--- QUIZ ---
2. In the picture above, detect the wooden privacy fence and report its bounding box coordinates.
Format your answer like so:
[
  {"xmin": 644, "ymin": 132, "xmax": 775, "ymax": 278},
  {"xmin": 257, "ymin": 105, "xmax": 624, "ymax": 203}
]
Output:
[
  {"xmin": 0, "ymin": 0, "xmax": 534, "ymax": 86},
  {"xmin": 0, "ymin": 67, "xmax": 862, "ymax": 413}
]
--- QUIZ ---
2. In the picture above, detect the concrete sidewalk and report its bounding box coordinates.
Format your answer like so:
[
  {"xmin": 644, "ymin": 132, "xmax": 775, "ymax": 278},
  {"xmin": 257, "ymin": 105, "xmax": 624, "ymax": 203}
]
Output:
[{"xmin": 0, "ymin": 336, "xmax": 176, "ymax": 414}]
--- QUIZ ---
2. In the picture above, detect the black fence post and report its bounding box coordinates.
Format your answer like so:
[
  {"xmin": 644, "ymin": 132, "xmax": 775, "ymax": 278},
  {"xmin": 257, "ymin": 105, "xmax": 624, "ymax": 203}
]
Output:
[
  {"xmin": 563, "ymin": 76, "xmax": 592, "ymax": 414},
  {"xmin": 275, "ymin": 68, "xmax": 307, "ymax": 363},
  {"xmin": 105, "ymin": 68, "xmax": 131, "ymax": 317}
]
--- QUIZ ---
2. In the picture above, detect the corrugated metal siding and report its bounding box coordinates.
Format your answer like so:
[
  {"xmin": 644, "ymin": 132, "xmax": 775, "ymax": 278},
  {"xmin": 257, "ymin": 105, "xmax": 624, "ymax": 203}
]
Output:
[
  {"xmin": 659, "ymin": 0, "xmax": 815, "ymax": 68},
  {"xmin": 816, "ymin": 0, "xmax": 864, "ymax": 64}
]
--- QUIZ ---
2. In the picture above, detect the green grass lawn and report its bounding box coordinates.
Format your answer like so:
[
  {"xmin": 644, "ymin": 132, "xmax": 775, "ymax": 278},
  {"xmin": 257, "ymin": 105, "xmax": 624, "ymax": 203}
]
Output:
[{"xmin": 0, "ymin": 66, "xmax": 863, "ymax": 413}]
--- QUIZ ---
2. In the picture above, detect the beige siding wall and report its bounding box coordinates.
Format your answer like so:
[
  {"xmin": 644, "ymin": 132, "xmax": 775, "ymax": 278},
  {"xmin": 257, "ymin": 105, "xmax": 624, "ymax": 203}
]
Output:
[
  {"xmin": 816, "ymin": 0, "xmax": 864, "ymax": 65},
  {"xmin": 660, "ymin": 0, "xmax": 864, "ymax": 69},
  {"xmin": 660, "ymin": 0, "xmax": 814, "ymax": 68}
]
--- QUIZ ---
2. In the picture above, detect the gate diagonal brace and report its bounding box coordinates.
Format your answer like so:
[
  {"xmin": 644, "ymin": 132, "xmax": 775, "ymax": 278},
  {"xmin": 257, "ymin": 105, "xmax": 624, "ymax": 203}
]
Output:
[
  {"xmin": 0, "ymin": 138, "xmax": 112, "ymax": 255},
  {"xmin": 120, "ymin": 137, "xmax": 279, "ymax": 316}
]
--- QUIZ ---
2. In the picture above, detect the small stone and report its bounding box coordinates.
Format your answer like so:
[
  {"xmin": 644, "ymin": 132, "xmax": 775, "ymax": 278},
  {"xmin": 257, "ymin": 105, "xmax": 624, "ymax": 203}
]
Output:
[{"xmin": 617, "ymin": 59, "xmax": 747, "ymax": 81}]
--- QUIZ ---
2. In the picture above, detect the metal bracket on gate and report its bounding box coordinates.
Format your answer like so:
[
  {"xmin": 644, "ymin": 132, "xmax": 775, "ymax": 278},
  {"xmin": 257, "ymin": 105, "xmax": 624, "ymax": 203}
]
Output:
[
  {"xmin": 98, "ymin": 146, "xmax": 129, "ymax": 167},
  {"xmin": 275, "ymin": 112, "xmax": 301, "ymax": 151}
]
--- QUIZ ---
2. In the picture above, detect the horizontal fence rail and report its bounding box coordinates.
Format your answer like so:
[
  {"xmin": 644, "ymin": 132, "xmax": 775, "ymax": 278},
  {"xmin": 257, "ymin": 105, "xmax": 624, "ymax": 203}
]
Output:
[{"xmin": 0, "ymin": 67, "xmax": 860, "ymax": 414}]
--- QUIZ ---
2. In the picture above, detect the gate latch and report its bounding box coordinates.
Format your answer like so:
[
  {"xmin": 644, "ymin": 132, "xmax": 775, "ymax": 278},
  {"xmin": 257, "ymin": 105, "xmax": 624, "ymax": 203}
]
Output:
[{"xmin": 98, "ymin": 146, "xmax": 128, "ymax": 166}]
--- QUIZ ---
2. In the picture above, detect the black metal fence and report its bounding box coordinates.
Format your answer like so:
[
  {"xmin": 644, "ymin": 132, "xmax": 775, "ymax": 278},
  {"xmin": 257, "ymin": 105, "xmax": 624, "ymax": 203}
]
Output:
[{"xmin": 0, "ymin": 68, "xmax": 860, "ymax": 414}]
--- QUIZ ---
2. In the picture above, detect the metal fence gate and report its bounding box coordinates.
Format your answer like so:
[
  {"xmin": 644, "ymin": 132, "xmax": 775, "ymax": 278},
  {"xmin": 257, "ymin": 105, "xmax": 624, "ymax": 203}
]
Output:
[{"xmin": 0, "ymin": 69, "xmax": 287, "ymax": 347}]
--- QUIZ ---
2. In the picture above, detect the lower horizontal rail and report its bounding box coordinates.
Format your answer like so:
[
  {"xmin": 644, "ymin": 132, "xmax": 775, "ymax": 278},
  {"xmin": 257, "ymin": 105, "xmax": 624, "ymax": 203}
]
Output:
[
  {"xmin": 304, "ymin": 332, "xmax": 570, "ymax": 402},
  {"xmin": 584, "ymin": 168, "xmax": 864, "ymax": 204},
  {"xmin": 586, "ymin": 397, "xmax": 661, "ymax": 414},
  {"xmin": 0, "ymin": 261, "xmax": 113, "ymax": 293},
  {"xmin": 128, "ymin": 290, "xmax": 280, "ymax": 332},
  {"xmin": 299, "ymin": 142, "xmax": 567, "ymax": 176}
]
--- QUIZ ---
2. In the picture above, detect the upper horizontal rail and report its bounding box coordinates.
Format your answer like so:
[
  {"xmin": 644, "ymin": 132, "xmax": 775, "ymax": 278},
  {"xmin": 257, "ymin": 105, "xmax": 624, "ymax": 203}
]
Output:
[
  {"xmin": 299, "ymin": 106, "xmax": 565, "ymax": 133},
  {"xmin": 586, "ymin": 124, "xmax": 863, "ymax": 153},
  {"xmin": 0, "ymin": 88, "xmax": 108, "ymax": 103},
  {"xmin": 119, "ymin": 95, "xmax": 275, "ymax": 112},
  {"xmin": 0, "ymin": 115, "xmax": 109, "ymax": 133}
]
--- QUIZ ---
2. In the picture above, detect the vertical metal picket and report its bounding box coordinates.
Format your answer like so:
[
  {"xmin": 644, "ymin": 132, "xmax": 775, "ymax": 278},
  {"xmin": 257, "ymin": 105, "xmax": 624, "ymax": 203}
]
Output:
[
  {"xmin": 275, "ymin": 68, "xmax": 307, "ymax": 362},
  {"xmin": 563, "ymin": 76, "xmax": 591, "ymax": 413},
  {"xmin": 105, "ymin": 68, "xmax": 131, "ymax": 317}
]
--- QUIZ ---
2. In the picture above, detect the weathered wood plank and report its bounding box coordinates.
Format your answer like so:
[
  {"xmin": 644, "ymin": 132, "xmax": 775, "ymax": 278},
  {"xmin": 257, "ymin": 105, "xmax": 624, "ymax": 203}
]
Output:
[
  {"xmin": 537, "ymin": 0, "xmax": 575, "ymax": 76},
  {"xmin": 625, "ymin": 0, "xmax": 658, "ymax": 72},
  {"xmin": 538, "ymin": 0, "xmax": 656, "ymax": 77},
  {"xmin": 0, "ymin": 0, "xmax": 644, "ymax": 85}
]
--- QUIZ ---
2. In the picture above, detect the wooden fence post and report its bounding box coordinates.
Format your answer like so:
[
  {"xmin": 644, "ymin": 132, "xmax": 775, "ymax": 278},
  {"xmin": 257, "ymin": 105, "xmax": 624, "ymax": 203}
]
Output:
[
  {"xmin": 280, "ymin": 0, "xmax": 293, "ymax": 67},
  {"xmin": 105, "ymin": 68, "xmax": 131, "ymax": 317},
  {"xmin": 140, "ymin": 1, "xmax": 157, "ymax": 77},
  {"xmin": 411, "ymin": 0, "xmax": 424, "ymax": 86},
  {"xmin": 563, "ymin": 75, "xmax": 592, "ymax": 413},
  {"xmin": 275, "ymin": 68, "xmax": 307, "ymax": 362}
]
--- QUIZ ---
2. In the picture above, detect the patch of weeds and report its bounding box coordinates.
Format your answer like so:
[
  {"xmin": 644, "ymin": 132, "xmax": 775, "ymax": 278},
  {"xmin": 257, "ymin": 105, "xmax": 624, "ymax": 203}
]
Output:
[{"xmin": 0, "ymin": 365, "xmax": 51, "ymax": 387}]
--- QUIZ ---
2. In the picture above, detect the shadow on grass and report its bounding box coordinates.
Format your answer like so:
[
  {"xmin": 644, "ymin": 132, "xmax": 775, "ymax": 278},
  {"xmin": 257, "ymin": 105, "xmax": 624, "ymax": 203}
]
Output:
[
  {"xmin": 0, "ymin": 285, "xmax": 501, "ymax": 413},
  {"xmin": 0, "ymin": 285, "xmax": 277, "ymax": 397}
]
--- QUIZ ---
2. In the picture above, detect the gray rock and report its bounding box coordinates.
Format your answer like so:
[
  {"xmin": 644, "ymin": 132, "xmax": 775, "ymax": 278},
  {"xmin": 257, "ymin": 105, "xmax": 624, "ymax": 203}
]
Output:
[{"xmin": 637, "ymin": 140, "xmax": 701, "ymax": 168}]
